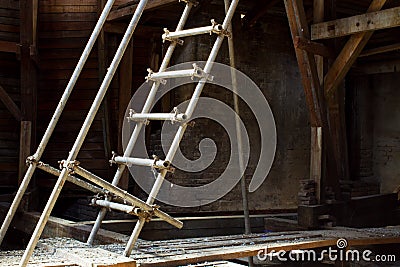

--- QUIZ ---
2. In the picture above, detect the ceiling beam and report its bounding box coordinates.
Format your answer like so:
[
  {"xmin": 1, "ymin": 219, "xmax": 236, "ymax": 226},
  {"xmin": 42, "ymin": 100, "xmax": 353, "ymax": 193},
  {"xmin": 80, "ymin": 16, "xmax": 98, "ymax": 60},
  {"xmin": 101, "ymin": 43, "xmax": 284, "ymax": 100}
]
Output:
[
  {"xmin": 324, "ymin": 0, "xmax": 387, "ymax": 98},
  {"xmin": 107, "ymin": 0, "xmax": 177, "ymax": 21},
  {"xmin": 311, "ymin": 6, "xmax": 400, "ymax": 40},
  {"xmin": 359, "ymin": 42, "xmax": 400, "ymax": 57}
]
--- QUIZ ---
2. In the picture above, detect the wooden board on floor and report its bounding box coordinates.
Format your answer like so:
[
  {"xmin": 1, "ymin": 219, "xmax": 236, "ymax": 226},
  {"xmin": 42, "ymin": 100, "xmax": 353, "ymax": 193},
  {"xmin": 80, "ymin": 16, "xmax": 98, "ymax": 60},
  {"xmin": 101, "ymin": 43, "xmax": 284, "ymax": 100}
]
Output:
[{"xmin": 1, "ymin": 226, "xmax": 399, "ymax": 266}]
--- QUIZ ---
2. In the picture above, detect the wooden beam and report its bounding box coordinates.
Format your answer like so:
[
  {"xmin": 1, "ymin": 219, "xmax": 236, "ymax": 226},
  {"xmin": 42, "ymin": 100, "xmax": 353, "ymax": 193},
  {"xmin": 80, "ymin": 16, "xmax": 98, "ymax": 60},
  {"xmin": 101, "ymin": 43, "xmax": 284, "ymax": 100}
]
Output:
[
  {"xmin": 310, "ymin": 126, "xmax": 322, "ymax": 202},
  {"xmin": 310, "ymin": 0, "xmax": 324, "ymax": 204},
  {"xmin": 284, "ymin": 0, "xmax": 323, "ymax": 127},
  {"xmin": 18, "ymin": 121, "xmax": 31, "ymax": 185},
  {"xmin": 324, "ymin": 0, "xmax": 387, "ymax": 98},
  {"xmin": 311, "ymin": 6, "xmax": 400, "ymax": 40},
  {"xmin": 286, "ymin": 0, "xmax": 343, "ymax": 200},
  {"xmin": 0, "ymin": 40, "xmax": 18, "ymax": 53},
  {"xmin": 294, "ymin": 36, "xmax": 334, "ymax": 58},
  {"xmin": 19, "ymin": 0, "xmax": 38, "ymax": 190},
  {"xmin": 0, "ymin": 84, "xmax": 22, "ymax": 121},
  {"xmin": 359, "ymin": 42, "xmax": 400, "ymax": 57},
  {"xmin": 107, "ymin": 0, "xmax": 177, "ymax": 21}
]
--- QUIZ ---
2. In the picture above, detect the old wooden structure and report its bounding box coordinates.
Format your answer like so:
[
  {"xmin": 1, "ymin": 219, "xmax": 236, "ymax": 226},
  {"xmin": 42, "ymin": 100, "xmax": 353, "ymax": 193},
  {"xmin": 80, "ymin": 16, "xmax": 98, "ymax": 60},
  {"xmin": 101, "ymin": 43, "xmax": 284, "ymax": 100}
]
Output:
[{"xmin": 0, "ymin": 0, "xmax": 399, "ymax": 266}]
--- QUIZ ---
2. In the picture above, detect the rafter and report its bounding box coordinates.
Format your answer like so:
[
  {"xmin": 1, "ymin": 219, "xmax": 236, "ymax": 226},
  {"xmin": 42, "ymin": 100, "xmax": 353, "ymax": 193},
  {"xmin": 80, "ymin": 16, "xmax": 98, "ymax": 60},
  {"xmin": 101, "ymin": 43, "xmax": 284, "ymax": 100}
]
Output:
[
  {"xmin": 324, "ymin": 0, "xmax": 387, "ymax": 98},
  {"xmin": 107, "ymin": 0, "xmax": 177, "ymax": 21}
]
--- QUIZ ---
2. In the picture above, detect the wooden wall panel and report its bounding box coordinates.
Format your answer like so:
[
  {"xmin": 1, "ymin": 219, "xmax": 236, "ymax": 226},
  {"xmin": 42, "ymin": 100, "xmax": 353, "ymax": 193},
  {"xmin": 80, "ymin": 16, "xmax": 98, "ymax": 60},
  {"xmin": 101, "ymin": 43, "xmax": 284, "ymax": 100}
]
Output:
[
  {"xmin": 0, "ymin": 0, "xmax": 20, "ymax": 189},
  {"xmin": 37, "ymin": 0, "xmax": 109, "ymax": 191}
]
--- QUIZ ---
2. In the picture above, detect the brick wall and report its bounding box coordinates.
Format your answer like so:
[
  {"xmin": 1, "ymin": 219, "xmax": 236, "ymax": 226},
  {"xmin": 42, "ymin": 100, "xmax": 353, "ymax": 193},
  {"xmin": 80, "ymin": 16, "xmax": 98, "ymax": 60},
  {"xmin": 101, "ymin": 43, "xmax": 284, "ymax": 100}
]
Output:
[{"xmin": 144, "ymin": 4, "xmax": 310, "ymax": 213}]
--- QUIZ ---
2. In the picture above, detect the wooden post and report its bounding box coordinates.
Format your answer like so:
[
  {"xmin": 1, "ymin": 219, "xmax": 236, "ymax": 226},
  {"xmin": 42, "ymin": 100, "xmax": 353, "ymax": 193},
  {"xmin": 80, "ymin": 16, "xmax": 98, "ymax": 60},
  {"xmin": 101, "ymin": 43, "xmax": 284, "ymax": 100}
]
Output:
[
  {"xmin": 285, "ymin": 0, "xmax": 342, "ymax": 201},
  {"xmin": 18, "ymin": 121, "xmax": 31, "ymax": 185},
  {"xmin": 19, "ymin": 0, "xmax": 38, "ymax": 186},
  {"xmin": 310, "ymin": 0, "xmax": 324, "ymax": 203}
]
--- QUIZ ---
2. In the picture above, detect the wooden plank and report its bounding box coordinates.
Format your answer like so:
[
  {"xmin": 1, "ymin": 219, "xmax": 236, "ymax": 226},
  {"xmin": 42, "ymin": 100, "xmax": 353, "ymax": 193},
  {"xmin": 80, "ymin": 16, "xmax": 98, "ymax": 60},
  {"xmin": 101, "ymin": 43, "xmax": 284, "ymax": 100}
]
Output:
[
  {"xmin": 0, "ymin": 40, "xmax": 17, "ymax": 53},
  {"xmin": 39, "ymin": 5, "xmax": 97, "ymax": 13},
  {"xmin": 311, "ymin": 6, "xmax": 400, "ymax": 40},
  {"xmin": 0, "ymin": 24, "xmax": 19, "ymax": 32},
  {"xmin": 18, "ymin": 121, "xmax": 31, "ymax": 185},
  {"xmin": 0, "ymin": 0, "xmax": 19, "ymax": 9},
  {"xmin": 107, "ymin": 0, "xmax": 177, "ymax": 21},
  {"xmin": 324, "ymin": 0, "xmax": 387, "ymax": 98},
  {"xmin": 39, "ymin": 0, "xmax": 98, "ymax": 6},
  {"xmin": 294, "ymin": 36, "xmax": 334, "ymax": 58},
  {"xmin": 359, "ymin": 42, "xmax": 400, "ymax": 57},
  {"xmin": 0, "ymin": 84, "xmax": 22, "ymax": 121}
]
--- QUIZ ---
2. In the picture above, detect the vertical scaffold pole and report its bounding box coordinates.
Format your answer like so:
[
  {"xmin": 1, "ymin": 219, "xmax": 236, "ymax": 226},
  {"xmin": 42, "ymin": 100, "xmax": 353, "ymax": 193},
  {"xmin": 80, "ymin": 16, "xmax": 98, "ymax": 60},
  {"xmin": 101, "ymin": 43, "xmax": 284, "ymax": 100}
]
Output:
[
  {"xmin": 223, "ymin": 3, "xmax": 254, "ymax": 266},
  {"xmin": 18, "ymin": 1, "xmax": 149, "ymax": 265}
]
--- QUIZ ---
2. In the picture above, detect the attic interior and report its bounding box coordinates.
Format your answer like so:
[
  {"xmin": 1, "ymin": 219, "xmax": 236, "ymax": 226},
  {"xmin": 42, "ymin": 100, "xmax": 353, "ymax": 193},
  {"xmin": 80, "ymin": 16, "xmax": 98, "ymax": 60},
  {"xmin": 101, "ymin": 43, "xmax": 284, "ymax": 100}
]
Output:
[{"xmin": 0, "ymin": 0, "xmax": 400, "ymax": 266}]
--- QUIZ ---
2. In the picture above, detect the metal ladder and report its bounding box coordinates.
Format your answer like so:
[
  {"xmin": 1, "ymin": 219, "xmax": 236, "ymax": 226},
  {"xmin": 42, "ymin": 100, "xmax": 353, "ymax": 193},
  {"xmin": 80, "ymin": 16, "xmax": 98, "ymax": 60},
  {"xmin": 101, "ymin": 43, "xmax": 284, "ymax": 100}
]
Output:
[
  {"xmin": 87, "ymin": 0, "xmax": 240, "ymax": 257},
  {"xmin": 0, "ymin": 0, "xmax": 240, "ymax": 264}
]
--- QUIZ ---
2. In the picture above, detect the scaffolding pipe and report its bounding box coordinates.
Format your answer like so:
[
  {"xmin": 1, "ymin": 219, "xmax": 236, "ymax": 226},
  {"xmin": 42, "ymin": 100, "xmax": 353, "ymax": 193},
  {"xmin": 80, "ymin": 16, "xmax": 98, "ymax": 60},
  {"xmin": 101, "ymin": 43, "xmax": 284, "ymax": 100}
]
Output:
[
  {"xmin": 127, "ymin": 112, "xmax": 187, "ymax": 122},
  {"xmin": 73, "ymin": 165, "xmax": 182, "ymax": 229},
  {"xmin": 162, "ymin": 23, "xmax": 224, "ymax": 40},
  {"xmin": 148, "ymin": 68, "xmax": 209, "ymax": 81},
  {"xmin": 113, "ymin": 156, "xmax": 171, "ymax": 169},
  {"xmin": 224, "ymin": 0, "xmax": 253, "ymax": 266},
  {"xmin": 0, "ymin": 0, "xmax": 116, "ymax": 247},
  {"xmin": 92, "ymin": 199, "xmax": 137, "ymax": 215},
  {"xmin": 123, "ymin": 0, "xmax": 240, "ymax": 257},
  {"xmin": 18, "ymin": 1, "xmax": 149, "ymax": 265},
  {"xmin": 87, "ymin": 2, "xmax": 194, "ymax": 245},
  {"xmin": 36, "ymin": 162, "xmax": 105, "ymax": 195}
]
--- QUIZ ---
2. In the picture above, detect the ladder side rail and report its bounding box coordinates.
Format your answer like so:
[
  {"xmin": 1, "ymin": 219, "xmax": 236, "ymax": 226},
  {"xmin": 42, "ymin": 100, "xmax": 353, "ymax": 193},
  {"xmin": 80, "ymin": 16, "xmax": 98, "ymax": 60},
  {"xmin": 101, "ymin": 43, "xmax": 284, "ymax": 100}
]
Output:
[{"xmin": 123, "ymin": 0, "xmax": 240, "ymax": 257}]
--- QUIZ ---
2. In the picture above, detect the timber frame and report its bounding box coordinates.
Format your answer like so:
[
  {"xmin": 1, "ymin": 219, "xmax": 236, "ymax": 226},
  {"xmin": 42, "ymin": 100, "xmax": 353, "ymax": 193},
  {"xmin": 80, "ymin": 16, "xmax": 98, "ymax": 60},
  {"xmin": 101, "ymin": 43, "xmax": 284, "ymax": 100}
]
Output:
[{"xmin": 284, "ymin": 0, "xmax": 399, "ymax": 205}]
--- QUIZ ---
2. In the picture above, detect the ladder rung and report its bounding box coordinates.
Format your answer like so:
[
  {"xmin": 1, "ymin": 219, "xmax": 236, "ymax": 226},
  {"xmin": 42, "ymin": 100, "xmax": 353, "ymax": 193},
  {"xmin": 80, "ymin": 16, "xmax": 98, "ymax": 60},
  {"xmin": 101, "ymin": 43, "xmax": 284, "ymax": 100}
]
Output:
[
  {"xmin": 162, "ymin": 19, "xmax": 228, "ymax": 43},
  {"xmin": 146, "ymin": 63, "xmax": 213, "ymax": 84},
  {"xmin": 92, "ymin": 199, "xmax": 137, "ymax": 215},
  {"xmin": 127, "ymin": 111, "xmax": 186, "ymax": 122},
  {"xmin": 112, "ymin": 156, "xmax": 171, "ymax": 169}
]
